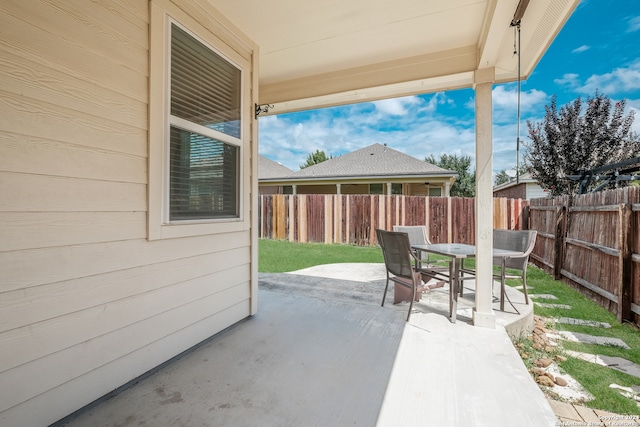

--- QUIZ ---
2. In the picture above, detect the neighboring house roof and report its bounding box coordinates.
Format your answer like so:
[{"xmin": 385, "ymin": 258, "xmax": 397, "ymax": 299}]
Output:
[
  {"xmin": 260, "ymin": 143, "xmax": 456, "ymax": 183},
  {"xmin": 258, "ymin": 155, "xmax": 294, "ymax": 179},
  {"xmin": 493, "ymin": 172, "xmax": 535, "ymax": 191}
]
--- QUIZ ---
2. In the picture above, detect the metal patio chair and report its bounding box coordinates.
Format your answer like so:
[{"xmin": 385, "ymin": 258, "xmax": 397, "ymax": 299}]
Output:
[
  {"xmin": 493, "ymin": 229, "xmax": 538, "ymax": 305},
  {"xmin": 376, "ymin": 229, "xmax": 425, "ymax": 321},
  {"xmin": 393, "ymin": 225, "xmax": 431, "ymax": 264}
]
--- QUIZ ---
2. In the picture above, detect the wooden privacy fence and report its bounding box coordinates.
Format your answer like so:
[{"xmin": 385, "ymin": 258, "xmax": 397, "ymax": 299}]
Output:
[
  {"xmin": 259, "ymin": 194, "xmax": 529, "ymax": 246},
  {"xmin": 529, "ymin": 186, "xmax": 640, "ymax": 325}
]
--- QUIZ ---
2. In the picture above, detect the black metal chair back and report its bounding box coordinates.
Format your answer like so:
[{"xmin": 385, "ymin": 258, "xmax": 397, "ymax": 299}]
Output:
[{"xmin": 376, "ymin": 229, "xmax": 421, "ymax": 321}]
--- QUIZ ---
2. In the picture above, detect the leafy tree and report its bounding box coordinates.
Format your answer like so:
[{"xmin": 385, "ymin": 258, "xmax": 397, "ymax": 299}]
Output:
[
  {"xmin": 494, "ymin": 170, "xmax": 511, "ymax": 186},
  {"xmin": 425, "ymin": 153, "xmax": 475, "ymax": 197},
  {"xmin": 524, "ymin": 92, "xmax": 640, "ymax": 196},
  {"xmin": 300, "ymin": 149, "xmax": 332, "ymax": 169}
]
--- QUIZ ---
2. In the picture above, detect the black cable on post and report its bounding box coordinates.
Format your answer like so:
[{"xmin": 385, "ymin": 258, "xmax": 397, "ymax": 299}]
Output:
[
  {"xmin": 516, "ymin": 22, "xmax": 521, "ymax": 184},
  {"xmin": 510, "ymin": 0, "xmax": 529, "ymax": 185}
]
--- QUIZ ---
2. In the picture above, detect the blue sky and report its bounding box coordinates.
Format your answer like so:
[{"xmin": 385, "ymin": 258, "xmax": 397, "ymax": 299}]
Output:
[{"xmin": 258, "ymin": 0, "xmax": 640, "ymax": 177}]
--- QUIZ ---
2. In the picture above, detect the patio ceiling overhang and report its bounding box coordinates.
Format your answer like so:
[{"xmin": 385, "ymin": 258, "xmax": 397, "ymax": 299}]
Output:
[{"xmin": 212, "ymin": 0, "xmax": 579, "ymax": 114}]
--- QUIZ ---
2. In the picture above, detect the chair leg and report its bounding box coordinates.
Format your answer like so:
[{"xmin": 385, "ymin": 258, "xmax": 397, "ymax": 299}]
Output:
[
  {"xmin": 522, "ymin": 275, "xmax": 529, "ymax": 304},
  {"xmin": 407, "ymin": 284, "xmax": 416, "ymax": 321},
  {"xmin": 459, "ymin": 259, "xmax": 464, "ymax": 297},
  {"xmin": 382, "ymin": 276, "xmax": 390, "ymax": 307}
]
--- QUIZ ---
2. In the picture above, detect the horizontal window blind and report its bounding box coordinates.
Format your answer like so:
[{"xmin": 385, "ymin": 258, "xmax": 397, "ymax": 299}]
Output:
[
  {"xmin": 171, "ymin": 24, "xmax": 241, "ymax": 138},
  {"xmin": 169, "ymin": 126, "xmax": 238, "ymax": 220}
]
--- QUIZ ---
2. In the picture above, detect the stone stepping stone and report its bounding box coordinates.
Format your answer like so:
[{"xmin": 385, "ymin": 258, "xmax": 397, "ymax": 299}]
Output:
[
  {"xmin": 564, "ymin": 351, "xmax": 640, "ymax": 380},
  {"xmin": 546, "ymin": 332, "xmax": 563, "ymax": 341},
  {"xmin": 554, "ymin": 330, "xmax": 630, "ymax": 349},
  {"xmin": 564, "ymin": 350, "xmax": 609, "ymax": 366},
  {"xmin": 557, "ymin": 317, "xmax": 611, "ymax": 329},
  {"xmin": 534, "ymin": 302, "xmax": 572, "ymax": 310},
  {"xmin": 529, "ymin": 294, "xmax": 558, "ymax": 300},
  {"xmin": 600, "ymin": 355, "xmax": 640, "ymax": 379}
]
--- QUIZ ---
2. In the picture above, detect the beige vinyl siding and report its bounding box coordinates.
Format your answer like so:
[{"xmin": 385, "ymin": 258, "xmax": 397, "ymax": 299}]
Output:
[
  {"xmin": 0, "ymin": 0, "xmax": 255, "ymax": 425},
  {"xmin": 527, "ymin": 183, "xmax": 548, "ymax": 200}
]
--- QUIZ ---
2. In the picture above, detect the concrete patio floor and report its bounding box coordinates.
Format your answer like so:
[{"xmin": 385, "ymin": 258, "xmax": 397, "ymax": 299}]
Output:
[{"xmin": 56, "ymin": 263, "xmax": 556, "ymax": 427}]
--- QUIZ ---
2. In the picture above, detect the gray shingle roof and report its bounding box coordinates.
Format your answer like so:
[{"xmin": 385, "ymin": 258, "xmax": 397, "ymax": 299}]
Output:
[
  {"xmin": 258, "ymin": 155, "xmax": 294, "ymax": 179},
  {"xmin": 492, "ymin": 172, "xmax": 535, "ymax": 190},
  {"xmin": 289, "ymin": 143, "xmax": 454, "ymax": 179}
]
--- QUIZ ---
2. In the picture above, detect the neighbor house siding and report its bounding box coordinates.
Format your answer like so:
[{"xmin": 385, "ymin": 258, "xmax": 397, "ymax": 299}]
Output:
[
  {"xmin": 0, "ymin": 1, "xmax": 256, "ymax": 425},
  {"xmin": 527, "ymin": 184, "xmax": 547, "ymax": 200}
]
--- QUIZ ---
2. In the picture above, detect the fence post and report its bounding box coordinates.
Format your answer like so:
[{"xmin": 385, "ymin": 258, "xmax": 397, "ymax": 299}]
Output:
[
  {"xmin": 519, "ymin": 204, "xmax": 530, "ymax": 230},
  {"xmin": 553, "ymin": 205, "xmax": 566, "ymax": 280},
  {"xmin": 618, "ymin": 203, "xmax": 633, "ymax": 322}
]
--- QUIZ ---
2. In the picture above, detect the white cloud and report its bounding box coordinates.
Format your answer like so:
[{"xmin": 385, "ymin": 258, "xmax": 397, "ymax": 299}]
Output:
[
  {"xmin": 580, "ymin": 60, "xmax": 640, "ymax": 94},
  {"xmin": 492, "ymin": 86, "xmax": 547, "ymax": 109},
  {"xmin": 572, "ymin": 45, "xmax": 590, "ymax": 54},
  {"xmin": 422, "ymin": 92, "xmax": 452, "ymax": 113},
  {"xmin": 628, "ymin": 16, "xmax": 640, "ymax": 32},
  {"xmin": 463, "ymin": 86, "xmax": 547, "ymax": 120},
  {"xmin": 372, "ymin": 96, "xmax": 420, "ymax": 116},
  {"xmin": 554, "ymin": 73, "xmax": 580, "ymax": 88},
  {"xmin": 553, "ymin": 62, "xmax": 640, "ymax": 95},
  {"xmin": 490, "ymin": 85, "xmax": 548, "ymax": 126}
]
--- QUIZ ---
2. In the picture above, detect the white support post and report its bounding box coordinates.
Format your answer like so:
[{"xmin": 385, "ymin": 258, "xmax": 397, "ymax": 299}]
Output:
[
  {"xmin": 337, "ymin": 183, "xmax": 341, "ymax": 195},
  {"xmin": 473, "ymin": 67, "xmax": 496, "ymax": 329}
]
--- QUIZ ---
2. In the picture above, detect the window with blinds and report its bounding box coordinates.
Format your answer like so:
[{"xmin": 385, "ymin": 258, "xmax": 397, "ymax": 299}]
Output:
[{"xmin": 168, "ymin": 23, "xmax": 241, "ymax": 221}]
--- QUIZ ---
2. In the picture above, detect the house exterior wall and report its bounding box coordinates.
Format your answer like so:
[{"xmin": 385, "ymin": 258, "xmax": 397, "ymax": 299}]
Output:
[
  {"xmin": 406, "ymin": 182, "xmax": 444, "ymax": 196},
  {"xmin": 0, "ymin": 1, "xmax": 257, "ymax": 425},
  {"xmin": 341, "ymin": 184, "xmax": 371, "ymax": 194},
  {"xmin": 493, "ymin": 182, "xmax": 548, "ymax": 200},
  {"xmin": 262, "ymin": 181, "xmax": 450, "ymax": 196},
  {"xmin": 493, "ymin": 183, "xmax": 526, "ymax": 199},
  {"xmin": 526, "ymin": 183, "xmax": 548, "ymax": 199},
  {"xmin": 260, "ymin": 185, "xmax": 284, "ymax": 194},
  {"xmin": 297, "ymin": 184, "xmax": 339, "ymax": 194}
]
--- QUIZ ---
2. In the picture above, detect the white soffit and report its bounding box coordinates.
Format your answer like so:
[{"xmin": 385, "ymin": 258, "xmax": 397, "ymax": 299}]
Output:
[{"xmin": 211, "ymin": 0, "xmax": 579, "ymax": 113}]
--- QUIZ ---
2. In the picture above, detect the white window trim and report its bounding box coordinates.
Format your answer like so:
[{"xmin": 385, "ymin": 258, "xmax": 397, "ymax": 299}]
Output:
[{"xmin": 148, "ymin": 4, "xmax": 252, "ymax": 240}]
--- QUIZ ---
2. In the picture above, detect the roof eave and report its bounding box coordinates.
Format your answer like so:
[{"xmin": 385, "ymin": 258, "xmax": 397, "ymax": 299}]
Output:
[{"xmin": 260, "ymin": 173, "xmax": 458, "ymax": 185}]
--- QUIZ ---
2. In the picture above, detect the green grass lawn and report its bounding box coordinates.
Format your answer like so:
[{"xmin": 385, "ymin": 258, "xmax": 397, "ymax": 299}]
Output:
[
  {"xmin": 259, "ymin": 238, "xmax": 640, "ymax": 415},
  {"xmin": 258, "ymin": 238, "xmax": 383, "ymax": 272},
  {"xmin": 521, "ymin": 266, "xmax": 640, "ymax": 415}
]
